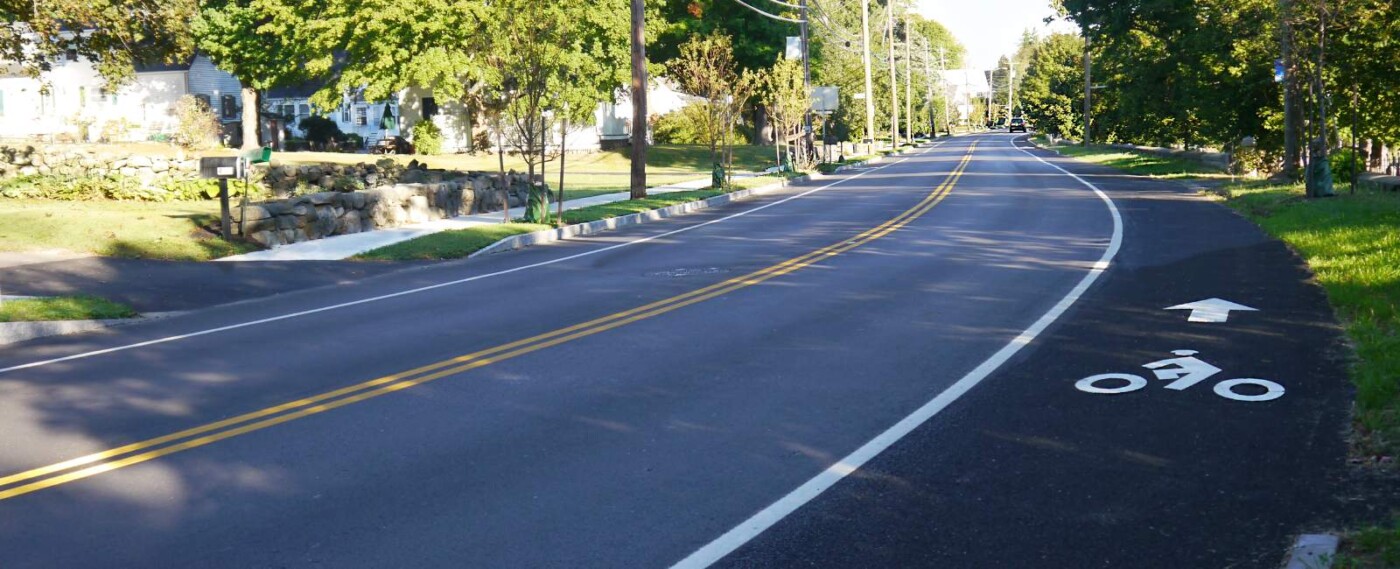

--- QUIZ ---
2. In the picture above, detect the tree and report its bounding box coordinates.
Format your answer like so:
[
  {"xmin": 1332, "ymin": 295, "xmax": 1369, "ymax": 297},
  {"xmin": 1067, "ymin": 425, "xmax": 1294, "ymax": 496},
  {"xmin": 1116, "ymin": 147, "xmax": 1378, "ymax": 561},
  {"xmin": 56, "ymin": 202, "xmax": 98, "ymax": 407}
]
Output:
[
  {"xmin": 0, "ymin": 0, "xmax": 194, "ymax": 86},
  {"xmin": 666, "ymin": 33, "xmax": 759, "ymax": 188},
  {"xmin": 193, "ymin": 0, "xmax": 310, "ymax": 150},
  {"xmin": 1020, "ymin": 33, "xmax": 1086, "ymax": 140},
  {"xmin": 763, "ymin": 56, "xmax": 809, "ymax": 173}
]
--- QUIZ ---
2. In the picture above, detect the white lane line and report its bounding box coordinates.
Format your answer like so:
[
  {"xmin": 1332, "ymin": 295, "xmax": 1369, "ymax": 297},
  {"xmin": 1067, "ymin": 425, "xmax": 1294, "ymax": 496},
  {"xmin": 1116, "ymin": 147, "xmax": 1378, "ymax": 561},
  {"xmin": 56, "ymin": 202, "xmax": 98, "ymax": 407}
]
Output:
[
  {"xmin": 670, "ymin": 137, "xmax": 1124, "ymax": 568},
  {"xmin": 0, "ymin": 143, "xmax": 954, "ymax": 375}
]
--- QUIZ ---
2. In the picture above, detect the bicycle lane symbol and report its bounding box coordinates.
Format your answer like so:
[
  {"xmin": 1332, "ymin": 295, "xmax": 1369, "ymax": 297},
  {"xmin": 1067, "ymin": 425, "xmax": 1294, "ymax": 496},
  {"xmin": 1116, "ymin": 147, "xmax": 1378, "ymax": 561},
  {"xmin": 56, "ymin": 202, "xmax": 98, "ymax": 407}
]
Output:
[{"xmin": 1075, "ymin": 350, "xmax": 1286, "ymax": 402}]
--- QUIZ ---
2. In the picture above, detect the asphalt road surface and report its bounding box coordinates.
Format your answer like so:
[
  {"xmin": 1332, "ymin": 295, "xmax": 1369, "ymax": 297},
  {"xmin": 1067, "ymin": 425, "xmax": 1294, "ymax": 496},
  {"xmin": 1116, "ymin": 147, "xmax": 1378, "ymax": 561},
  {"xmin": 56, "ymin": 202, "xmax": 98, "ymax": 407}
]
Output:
[{"xmin": 0, "ymin": 134, "xmax": 1349, "ymax": 567}]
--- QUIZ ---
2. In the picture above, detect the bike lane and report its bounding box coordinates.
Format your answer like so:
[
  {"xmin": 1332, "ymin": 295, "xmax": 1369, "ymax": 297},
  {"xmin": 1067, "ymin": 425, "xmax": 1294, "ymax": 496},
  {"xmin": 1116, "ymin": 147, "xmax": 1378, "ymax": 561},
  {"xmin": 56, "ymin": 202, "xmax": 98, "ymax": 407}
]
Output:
[{"xmin": 711, "ymin": 139, "xmax": 1354, "ymax": 567}]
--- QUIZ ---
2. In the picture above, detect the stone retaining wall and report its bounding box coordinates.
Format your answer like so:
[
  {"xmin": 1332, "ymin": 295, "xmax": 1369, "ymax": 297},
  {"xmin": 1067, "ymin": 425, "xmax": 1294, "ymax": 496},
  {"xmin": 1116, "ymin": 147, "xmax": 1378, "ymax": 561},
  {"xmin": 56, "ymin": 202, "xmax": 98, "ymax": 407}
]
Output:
[
  {"xmin": 0, "ymin": 145, "xmax": 200, "ymax": 186},
  {"xmin": 234, "ymin": 172, "xmax": 541, "ymax": 247}
]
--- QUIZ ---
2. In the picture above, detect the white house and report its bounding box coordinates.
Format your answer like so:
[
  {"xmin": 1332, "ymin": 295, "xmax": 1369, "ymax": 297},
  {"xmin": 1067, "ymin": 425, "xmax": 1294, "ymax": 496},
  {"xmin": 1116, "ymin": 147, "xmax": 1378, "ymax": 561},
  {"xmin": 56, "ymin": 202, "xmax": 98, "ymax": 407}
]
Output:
[
  {"xmin": 939, "ymin": 69, "xmax": 991, "ymax": 126},
  {"xmin": 0, "ymin": 52, "xmax": 244, "ymax": 143}
]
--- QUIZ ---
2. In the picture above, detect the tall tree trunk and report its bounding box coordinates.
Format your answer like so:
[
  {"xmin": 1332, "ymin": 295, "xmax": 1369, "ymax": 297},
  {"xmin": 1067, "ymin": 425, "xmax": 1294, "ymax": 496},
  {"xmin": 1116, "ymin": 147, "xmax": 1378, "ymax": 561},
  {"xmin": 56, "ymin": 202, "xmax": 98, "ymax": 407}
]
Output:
[
  {"xmin": 241, "ymin": 86, "xmax": 259, "ymax": 150},
  {"xmin": 558, "ymin": 113, "xmax": 567, "ymax": 227}
]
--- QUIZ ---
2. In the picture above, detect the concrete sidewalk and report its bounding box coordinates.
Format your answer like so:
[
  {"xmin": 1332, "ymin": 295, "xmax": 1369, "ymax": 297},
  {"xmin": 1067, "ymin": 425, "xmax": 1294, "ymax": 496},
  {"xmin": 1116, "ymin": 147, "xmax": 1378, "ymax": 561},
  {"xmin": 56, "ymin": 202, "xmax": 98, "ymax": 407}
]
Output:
[{"xmin": 218, "ymin": 176, "xmax": 721, "ymax": 262}]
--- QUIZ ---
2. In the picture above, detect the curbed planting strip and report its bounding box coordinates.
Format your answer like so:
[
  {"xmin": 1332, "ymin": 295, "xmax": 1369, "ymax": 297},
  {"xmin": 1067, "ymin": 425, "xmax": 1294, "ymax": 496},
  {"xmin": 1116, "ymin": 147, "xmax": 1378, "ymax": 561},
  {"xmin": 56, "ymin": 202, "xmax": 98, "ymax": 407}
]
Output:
[{"xmin": 468, "ymin": 149, "xmax": 915, "ymax": 259}]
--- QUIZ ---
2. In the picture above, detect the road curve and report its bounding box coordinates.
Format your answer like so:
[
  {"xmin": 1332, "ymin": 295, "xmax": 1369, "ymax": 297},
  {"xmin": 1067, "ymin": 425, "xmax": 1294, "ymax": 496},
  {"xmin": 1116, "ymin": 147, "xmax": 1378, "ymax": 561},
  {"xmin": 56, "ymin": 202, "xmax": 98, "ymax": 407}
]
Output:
[{"xmin": 0, "ymin": 134, "xmax": 1126, "ymax": 567}]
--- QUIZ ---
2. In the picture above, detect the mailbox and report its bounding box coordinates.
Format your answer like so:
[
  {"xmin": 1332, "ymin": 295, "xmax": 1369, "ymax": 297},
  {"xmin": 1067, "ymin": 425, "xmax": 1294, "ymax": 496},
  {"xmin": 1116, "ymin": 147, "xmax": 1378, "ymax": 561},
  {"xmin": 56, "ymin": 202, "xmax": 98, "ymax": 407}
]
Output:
[{"xmin": 199, "ymin": 156, "xmax": 245, "ymax": 179}]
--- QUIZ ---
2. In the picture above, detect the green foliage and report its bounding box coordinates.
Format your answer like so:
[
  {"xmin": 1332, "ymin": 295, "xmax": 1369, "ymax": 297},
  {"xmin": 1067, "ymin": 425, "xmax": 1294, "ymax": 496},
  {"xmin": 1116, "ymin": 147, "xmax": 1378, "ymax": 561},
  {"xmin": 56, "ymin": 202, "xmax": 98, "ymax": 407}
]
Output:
[
  {"xmin": 1331, "ymin": 147, "xmax": 1365, "ymax": 182},
  {"xmin": 1222, "ymin": 182, "xmax": 1400, "ymax": 456},
  {"xmin": 1020, "ymin": 33, "xmax": 1086, "ymax": 140},
  {"xmin": 298, "ymin": 116, "xmax": 346, "ymax": 149},
  {"xmin": 0, "ymin": 174, "xmax": 257, "ymax": 202},
  {"xmin": 654, "ymin": 104, "xmax": 711, "ymax": 145},
  {"xmin": 172, "ymin": 95, "xmax": 222, "ymax": 150},
  {"xmin": 411, "ymin": 121, "xmax": 445, "ymax": 155},
  {"xmin": 344, "ymin": 133, "xmax": 365, "ymax": 150},
  {"xmin": 0, "ymin": 296, "xmax": 138, "ymax": 323},
  {"xmin": 2, "ymin": 0, "xmax": 194, "ymax": 86}
]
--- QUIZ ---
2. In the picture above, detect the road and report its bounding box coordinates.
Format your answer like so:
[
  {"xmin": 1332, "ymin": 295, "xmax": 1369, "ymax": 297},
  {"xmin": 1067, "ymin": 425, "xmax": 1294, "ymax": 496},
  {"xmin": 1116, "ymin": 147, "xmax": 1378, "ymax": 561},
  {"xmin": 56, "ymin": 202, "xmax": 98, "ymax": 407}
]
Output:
[{"xmin": 0, "ymin": 134, "xmax": 1349, "ymax": 567}]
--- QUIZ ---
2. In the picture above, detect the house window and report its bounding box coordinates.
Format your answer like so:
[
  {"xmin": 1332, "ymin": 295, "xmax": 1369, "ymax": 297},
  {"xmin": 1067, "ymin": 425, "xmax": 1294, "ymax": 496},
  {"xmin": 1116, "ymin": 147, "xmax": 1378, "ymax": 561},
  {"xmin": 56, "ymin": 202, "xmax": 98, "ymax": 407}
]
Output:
[
  {"xmin": 78, "ymin": 86, "xmax": 86, "ymax": 109},
  {"xmin": 39, "ymin": 92, "xmax": 55, "ymax": 116},
  {"xmin": 220, "ymin": 94, "xmax": 236, "ymax": 119},
  {"xmin": 195, "ymin": 94, "xmax": 212, "ymax": 110},
  {"xmin": 422, "ymin": 96, "xmax": 438, "ymax": 118},
  {"xmin": 281, "ymin": 104, "xmax": 295, "ymax": 119},
  {"xmin": 66, "ymin": 48, "xmax": 78, "ymax": 62},
  {"xmin": 354, "ymin": 106, "xmax": 368, "ymax": 126},
  {"xmin": 298, "ymin": 104, "xmax": 310, "ymax": 117},
  {"xmin": 341, "ymin": 106, "xmax": 350, "ymax": 122}
]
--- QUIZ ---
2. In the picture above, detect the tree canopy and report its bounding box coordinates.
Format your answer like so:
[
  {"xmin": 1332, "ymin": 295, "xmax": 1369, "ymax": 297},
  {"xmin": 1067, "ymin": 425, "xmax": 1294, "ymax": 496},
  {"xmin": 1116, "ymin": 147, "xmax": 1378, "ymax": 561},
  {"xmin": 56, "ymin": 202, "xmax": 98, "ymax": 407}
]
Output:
[{"xmin": 1, "ymin": 0, "xmax": 194, "ymax": 85}]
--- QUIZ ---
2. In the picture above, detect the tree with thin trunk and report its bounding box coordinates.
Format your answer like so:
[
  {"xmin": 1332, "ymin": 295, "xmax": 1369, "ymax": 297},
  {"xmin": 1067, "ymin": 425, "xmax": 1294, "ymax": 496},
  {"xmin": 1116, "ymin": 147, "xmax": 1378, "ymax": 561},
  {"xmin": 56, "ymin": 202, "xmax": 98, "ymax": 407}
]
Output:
[{"xmin": 667, "ymin": 34, "xmax": 759, "ymax": 190}]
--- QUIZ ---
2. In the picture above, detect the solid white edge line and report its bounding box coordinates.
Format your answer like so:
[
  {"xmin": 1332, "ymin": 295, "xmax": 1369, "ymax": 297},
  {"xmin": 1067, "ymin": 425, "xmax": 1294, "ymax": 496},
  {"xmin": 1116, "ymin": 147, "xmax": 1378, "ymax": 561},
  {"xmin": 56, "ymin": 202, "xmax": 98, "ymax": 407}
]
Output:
[
  {"xmin": 669, "ymin": 135, "xmax": 1124, "ymax": 568},
  {"xmin": 0, "ymin": 143, "xmax": 949, "ymax": 375}
]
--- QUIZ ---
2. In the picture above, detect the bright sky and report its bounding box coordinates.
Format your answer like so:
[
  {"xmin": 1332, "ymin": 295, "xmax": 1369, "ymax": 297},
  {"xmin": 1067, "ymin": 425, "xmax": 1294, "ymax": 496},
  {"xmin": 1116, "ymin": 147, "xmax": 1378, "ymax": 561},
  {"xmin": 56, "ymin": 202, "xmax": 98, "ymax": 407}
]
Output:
[{"xmin": 918, "ymin": 0, "xmax": 1079, "ymax": 70}]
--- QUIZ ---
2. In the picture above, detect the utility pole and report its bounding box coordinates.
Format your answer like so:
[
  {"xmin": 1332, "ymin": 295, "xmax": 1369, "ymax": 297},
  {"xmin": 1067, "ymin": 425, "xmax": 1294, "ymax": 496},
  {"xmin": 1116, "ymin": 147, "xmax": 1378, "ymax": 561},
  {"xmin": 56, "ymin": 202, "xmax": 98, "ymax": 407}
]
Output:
[
  {"xmin": 940, "ymin": 47, "xmax": 950, "ymax": 134},
  {"xmin": 1281, "ymin": 0, "xmax": 1301, "ymax": 180},
  {"xmin": 1083, "ymin": 34, "xmax": 1092, "ymax": 146},
  {"xmin": 887, "ymin": 3, "xmax": 898, "ymax": 148},
  {"xmin": 923, "ymin": 40, "xmax": 935, "ymax": 137},
  {"xmin": 629, "ymin": 0, "xmax": 647, "ymax": 198},
  {"xmin": 801, "ymin": 0, "xmax": 814, "ymax": 157},
  {"xmin": 861, "ymin": 0, "xmax": 876, "ymax": 147},
  {"xmin": 904, "ymin": 10, "xmax": 912, "ymax": 141},
  {"xmin": 1007, "ymin": 63, "xmax": 1015, "ymax": 120}
]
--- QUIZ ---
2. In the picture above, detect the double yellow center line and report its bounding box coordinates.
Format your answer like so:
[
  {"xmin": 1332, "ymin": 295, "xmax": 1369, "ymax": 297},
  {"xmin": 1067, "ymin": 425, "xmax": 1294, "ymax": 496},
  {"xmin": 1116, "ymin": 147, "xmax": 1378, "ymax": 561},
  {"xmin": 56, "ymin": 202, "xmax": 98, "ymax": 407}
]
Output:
[{"xmin": 0, "ymin": 143, "xmax": 978, "ymax": 502}]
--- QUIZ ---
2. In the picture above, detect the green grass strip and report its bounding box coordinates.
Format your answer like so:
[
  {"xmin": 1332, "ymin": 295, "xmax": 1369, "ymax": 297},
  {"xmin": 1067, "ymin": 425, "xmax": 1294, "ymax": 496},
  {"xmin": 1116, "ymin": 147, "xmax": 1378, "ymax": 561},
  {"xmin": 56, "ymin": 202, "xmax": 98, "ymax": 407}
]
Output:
[
  {"xmin": 1221, "ymin": 181, "xmax": 1400, "ymax": 455},
  {"xmin": 1048, "ymin": 143, "xmax": 1228, "ymax": 179},
  {"xmin": 354, "ymin": 223, "xmax": 552, "ymax": 261},
  {"xmin": 0, "ymin": 296, "xmax": 138, "ymax": 322}
]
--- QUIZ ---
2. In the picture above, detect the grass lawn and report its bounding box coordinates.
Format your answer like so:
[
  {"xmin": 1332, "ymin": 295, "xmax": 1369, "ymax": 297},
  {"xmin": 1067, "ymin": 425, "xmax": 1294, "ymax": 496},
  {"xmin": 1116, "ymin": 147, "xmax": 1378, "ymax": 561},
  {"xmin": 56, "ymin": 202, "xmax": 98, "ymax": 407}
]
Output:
[
  {"xmin": 0, "ymin": 296, "xmax": 137, "ymax": 322},
  {"xmin": 1221, "ymin": 182, "xmax": 1400, "ymax": 456},
  {"xmin": 1335, "ymin": 517, "xmax": 1400, "ymax": 568},
  {"xmin": 0, "ymin": 199, "xmax": 259, "ymax": 261},
  {"xmin": 354, "ymin": 223, "xmax": 551, "ymax": 261},
  {"xmin": 1042, "ymin": 141, "xmax": 1231, "ymax": 179},
  {"xmin": 357, "ymin": 186, "xmax": 758, "ymax": 261},
  {"xmin": 272, "ymin": 144, "xmax": 778, "ymax": 196}
]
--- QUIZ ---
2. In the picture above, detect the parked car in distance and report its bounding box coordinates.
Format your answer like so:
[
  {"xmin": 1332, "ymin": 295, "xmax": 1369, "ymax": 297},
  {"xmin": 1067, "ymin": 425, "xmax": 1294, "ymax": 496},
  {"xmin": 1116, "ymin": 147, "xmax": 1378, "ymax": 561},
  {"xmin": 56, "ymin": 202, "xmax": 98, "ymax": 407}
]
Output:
[{"xmin": 1008, "ymin": 117, "xmax": 1028, "ymax": 133}]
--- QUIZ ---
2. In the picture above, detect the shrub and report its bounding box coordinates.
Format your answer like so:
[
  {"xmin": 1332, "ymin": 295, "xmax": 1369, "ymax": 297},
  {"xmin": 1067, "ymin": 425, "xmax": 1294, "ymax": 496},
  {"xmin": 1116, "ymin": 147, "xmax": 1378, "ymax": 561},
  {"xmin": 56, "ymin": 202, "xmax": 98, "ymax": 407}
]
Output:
[
  {"xmin": 412, "ymin": 120, "xmax": 444, "ymax": 155},
  {"xmin": 100, "ymin": 118, "xmax": 137, "ymax": 143},
  {"xmin": 172, "ymin": 95, "xmax": 221, "ymax": 150},
  {"xmin": 298, "ymin": 116, "xmax": 346, "ymax": 150},
  {"xmin": 344, "ymin": 133, "xmax": 365, "ymax": 150},
  {"xmin": 1330, "ymin": 147, "xmax": 1364, "ymax": 182},
  {"xmin": 0, "ymin": 173, "xmax": 260, "ymax": 202},
  {"xmin": 653, "ymin": 103, "xmax": 710, "ymax": 145}
]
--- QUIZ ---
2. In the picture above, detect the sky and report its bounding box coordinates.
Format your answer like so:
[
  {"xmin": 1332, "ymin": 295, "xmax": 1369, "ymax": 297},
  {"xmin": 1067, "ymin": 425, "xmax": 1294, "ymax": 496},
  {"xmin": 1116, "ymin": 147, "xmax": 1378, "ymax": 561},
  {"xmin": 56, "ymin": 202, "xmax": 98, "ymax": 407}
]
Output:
[{"xmin": 918, "ymin": 0, "xmax": 1079, "ymax": 71}]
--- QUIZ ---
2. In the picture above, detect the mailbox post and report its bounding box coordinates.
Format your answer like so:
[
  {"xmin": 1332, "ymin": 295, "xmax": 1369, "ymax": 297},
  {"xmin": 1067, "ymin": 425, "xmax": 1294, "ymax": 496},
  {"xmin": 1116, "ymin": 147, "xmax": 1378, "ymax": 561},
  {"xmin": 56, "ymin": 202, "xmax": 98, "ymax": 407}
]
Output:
[{"xmin": 199, "ymin": 156, "xmax": 245, "ymax": 240}]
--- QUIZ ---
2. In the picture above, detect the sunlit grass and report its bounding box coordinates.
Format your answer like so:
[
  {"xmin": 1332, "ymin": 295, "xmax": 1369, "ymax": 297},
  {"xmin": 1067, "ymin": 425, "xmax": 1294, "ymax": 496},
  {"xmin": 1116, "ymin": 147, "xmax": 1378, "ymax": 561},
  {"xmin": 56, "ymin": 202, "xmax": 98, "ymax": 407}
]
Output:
[
  {"xmin": 354, "ymin": 223, "xmax": 551, "ymax": 261},
  {"xmin": 1335, "ymin": 516, "xmax": 1400, "ymax": 568},
  {"xmin": 1223, "ymin": 181, "xmax": 1400, "ymax": 455},
  {"xmin": 0, "ymin": 199, "xmax": 260, "ymax": 261},
  {"xmin": 0, "ymin": 296, "xmax": 137, "ymax": 322},
  {"xmin": 1049, "ymin": 143, "xmax": 1231, "ymax": 179}
]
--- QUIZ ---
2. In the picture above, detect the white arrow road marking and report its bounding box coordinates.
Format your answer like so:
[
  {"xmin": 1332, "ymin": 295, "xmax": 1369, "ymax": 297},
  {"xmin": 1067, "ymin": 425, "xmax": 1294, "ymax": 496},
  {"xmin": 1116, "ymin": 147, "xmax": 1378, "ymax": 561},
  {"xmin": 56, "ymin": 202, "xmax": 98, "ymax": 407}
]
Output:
[{"xmin": 1165, "ymin": 298, "xmax": 1258, "ymax": 323}]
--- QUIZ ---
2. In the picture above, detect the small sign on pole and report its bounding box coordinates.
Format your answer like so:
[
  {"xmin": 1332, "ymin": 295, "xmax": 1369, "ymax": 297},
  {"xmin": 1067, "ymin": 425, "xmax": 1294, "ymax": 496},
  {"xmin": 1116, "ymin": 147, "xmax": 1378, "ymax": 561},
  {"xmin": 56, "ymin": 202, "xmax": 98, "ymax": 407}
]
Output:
[
  {"xmin": 811, "ymin": 86, "xmax": 839, "ymax": 113},
  {"xmin": 786, "ymin": 36, "xmax": 804, "ymax": 60}
]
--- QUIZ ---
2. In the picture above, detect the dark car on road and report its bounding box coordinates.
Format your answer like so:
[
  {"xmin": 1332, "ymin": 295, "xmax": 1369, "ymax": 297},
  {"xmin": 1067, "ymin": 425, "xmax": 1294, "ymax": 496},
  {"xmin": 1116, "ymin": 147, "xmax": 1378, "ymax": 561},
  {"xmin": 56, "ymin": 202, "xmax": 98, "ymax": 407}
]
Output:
[{"xmin": 1008, "ymin": 117, "xmax": 1028, "ymax": 133}]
